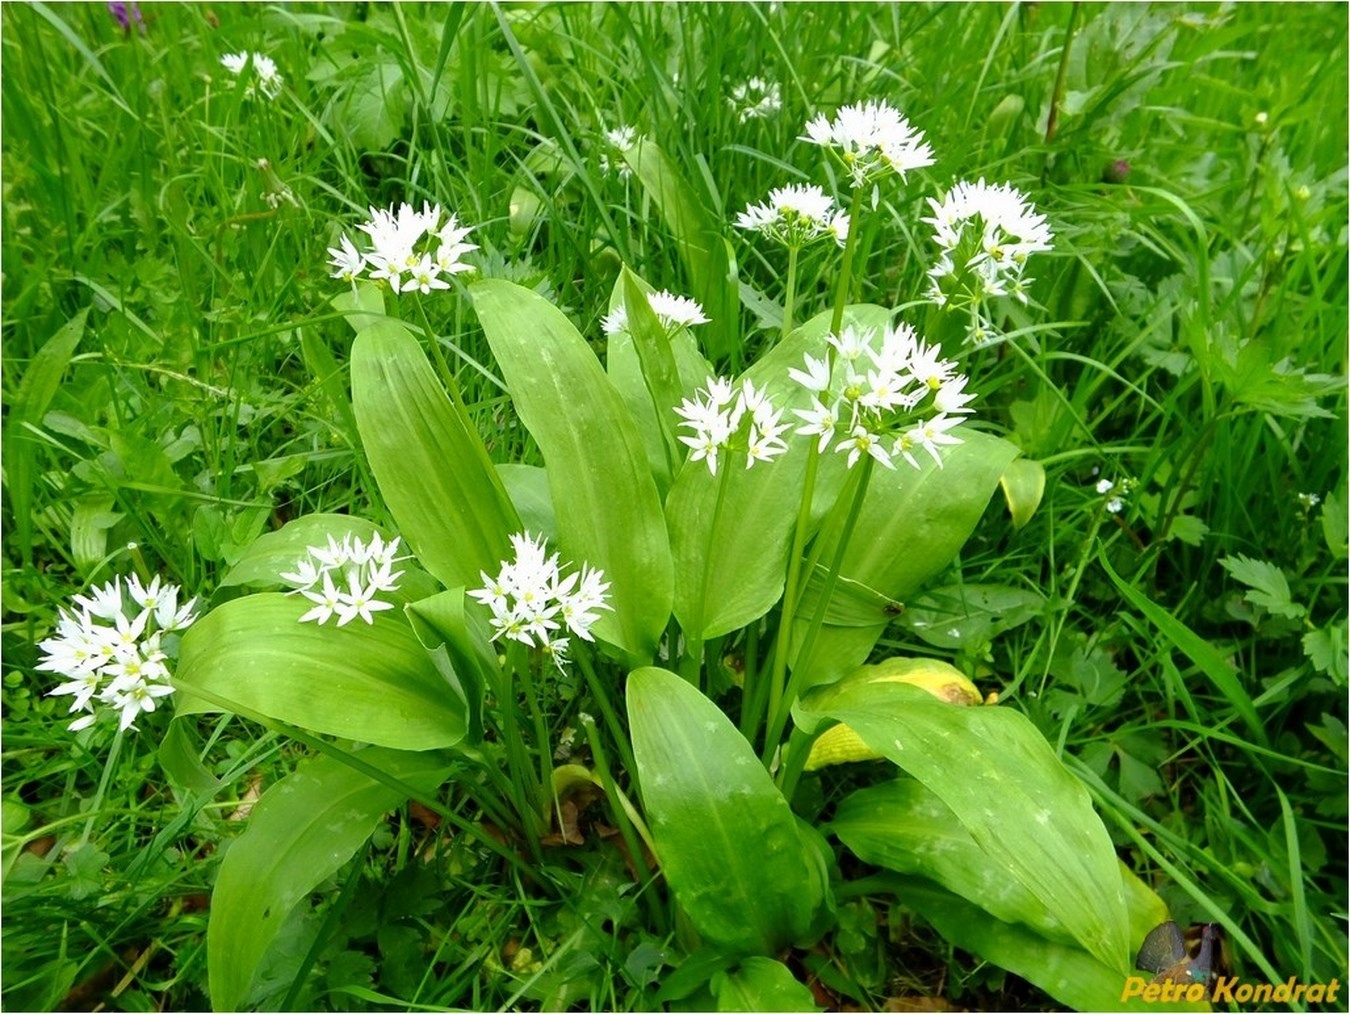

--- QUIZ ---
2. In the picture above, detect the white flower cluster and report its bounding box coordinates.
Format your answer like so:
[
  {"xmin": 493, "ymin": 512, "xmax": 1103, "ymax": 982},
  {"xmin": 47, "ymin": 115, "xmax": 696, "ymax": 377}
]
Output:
[
  {"xmin": 923, "ymin": 179, "xmax": 1053, "ymax": 312},
  {"xmin": 674, "ymin": 377, "xmax": 791, "ymax": 476},
  {"xmin": 599, "ymin": 125, "xmax": 640, "ymax": 179},
  {"xmin": 735, "ymin": 183, "xmax": 850, "ymax": 250},
  {"xmin": 601, "ymin": 290, "xmax": 709, "ymax": 336},
  {"xmin": 728, "ymin": 77, "xmax": 782, "ymax": 123},
  {"xmin": 469, "ymin": 532, "xmax": 612, "ymax": 663},
  {"xmin": 327, "ymin": 202, "xmax": 477, "ymax": 296},
  {"xmin": 220, "ymin": 51, "xmax": 284, "ymax": 100},
  {"xmin": 800, "ymin": 100, "xmax": 935, "ymax": 188},
  {"xmin": 789, "ymin": 323, "xmax": 974, "ymax": 470},
  {"xmin": 1095, "ymin": 477, "xmax": 1137, "ymax": 515},
  {"xmin": 39, "ymin": 576, "xmax": 198, "ymax": 732},
  {"xmin": 280, "ymin": 533, "xmax": 405, "ymax": 627}
]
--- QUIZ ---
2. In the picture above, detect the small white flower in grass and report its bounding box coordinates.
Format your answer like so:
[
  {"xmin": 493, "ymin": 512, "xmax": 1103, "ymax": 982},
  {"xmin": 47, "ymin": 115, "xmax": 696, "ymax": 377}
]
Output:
[
  {"xmin": 728, "ymin": 77, "xmax": 782, "ymax": 123},
  {"xmin": 599, "ymin": 125, "xmax": 640, "ymax": 178},
  {"xmin": 895, "ymin": 413, "xmax": 965, "ymax": 470},
  {"xmin": 328, "ymin": 235, "xmax": 364, "ymax": 291},
  {"xmin": 284, "ymin": 533, "xmax": 406, "ymax": 627},
  {"xmin": 801, "ymin": 100, "xmax": 935, "ymax": 188},
  {"xmin": 220, "ymin": 51, "xmax": 284, "ymax": 101},
  {"xmin": 1094, "ymin": 475, "xmax": 1136, "ymax": 515},
  {"xmin": 647, "ymin": 290, "xmax": 710, "ymax": 328},
  {"xmin": 837, "ymin": 424, "xmax": 895, "ymax": 470},
  {"xmin": 38, "ymin": 576, "xmax": 197, "ymax": 733}
]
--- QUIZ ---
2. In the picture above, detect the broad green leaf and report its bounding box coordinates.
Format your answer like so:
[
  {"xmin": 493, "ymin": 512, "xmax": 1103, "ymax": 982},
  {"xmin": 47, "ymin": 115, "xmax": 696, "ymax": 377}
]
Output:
[
  {"xmin": 627, "ymin": 667, "xmax": 824, "ymax": 955},
  {"xmin": 796, "ymin": 676, "xmax": 1130, "ymax": 970},
  {"xmin": 897, "ymin": 583, "xmax": 1046, "ymax": 651},
  {"xmin": 11, "ymin": 307, "xmax": 87, "ymax": 426},
  {"xmin": 605, "ymin": 269, "xmax": 714, "ymax": 491},
  {"xmin": 405, "ymin": 589, "xmax": 501, "ymax": 745},
  {"xmin": 332, "ymin": 278, "xmax": 386, "ymax": 333},
  {"xmin": 1099, "ymin": 552, "xmax": 1265, "ymax": 744},
  {"xmin": 496, "ymin": 463, "xmax": 556, "ymax": 542},
  {"xmin": 208, "ymin": 747, "xmax": 452, "ymax": 1011},
  {"xmin": 174, "ymin": 594, "xmax": 466, "ymax": 751},
  {"xmin": 897, "ymin": 878, "xmax": 1200, "ymax": 1013},
  {"xmin": 711, "ymin": 957, "xmax": 820, "ymax": 1012},
  {"xmin": 791, "ymin": 430, "xmax": 1020, "ymax": 687},
  {"xmin": 620, "ymin": 267, "xmax": 686, "ymax": 455},
  {"xmin": 472, "ymin": 280, "xmax": 672, "ymax": 658},
  {"xmin": 626, "ymin": 139, "xmax": 738, "ymax": 361},
  {"xmin": 68, "ymin": 495, "xmax": 121, "ymax": 570},
  {"xmin": 1000, "ymin": 456, "xmax": 1046, "ymax": 530},
  {"xmin": 831, "ymin": 778, "xmax": 1074, "ymax": 943},
  {"xmin": 351, "ymin": 320, "xmax": 518, "ymax": 592}
]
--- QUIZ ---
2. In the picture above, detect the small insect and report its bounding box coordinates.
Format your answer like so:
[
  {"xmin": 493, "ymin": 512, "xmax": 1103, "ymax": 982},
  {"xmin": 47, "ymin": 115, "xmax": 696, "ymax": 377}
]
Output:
[{"xmin": 1136, "ymin": 920, "xmax": 1220, "ymax": 986}]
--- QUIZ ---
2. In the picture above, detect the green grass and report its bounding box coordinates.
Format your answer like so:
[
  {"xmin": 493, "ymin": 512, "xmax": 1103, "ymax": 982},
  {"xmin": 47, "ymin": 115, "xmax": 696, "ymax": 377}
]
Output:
[{"xmin": 3, "ymin": 2, "xmax": 1346, "ymax": 1011}]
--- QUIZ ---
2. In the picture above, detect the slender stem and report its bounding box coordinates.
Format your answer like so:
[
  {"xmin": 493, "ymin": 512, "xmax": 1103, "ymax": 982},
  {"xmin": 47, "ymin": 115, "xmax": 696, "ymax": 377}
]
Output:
[
  {"xmin": 829, "ymin": 187, "xmax": 867, "ymax": 336},
  {"xmin": 495, "ymin": 642, "xmax": 545, "ymax": 853},
  {"xmin": 576, "ymin": 647, "xmax": 637, "ymax": 780},
  {"xmin": 764, "ymin": 445, "xmax": 822, "ymax": 747},
  {"xmin": 578, "ymin": 716, "xmax": 662, "ymax": 927},
  {"xmin": 779, "ymin": 244, "xmax": 800, "ymax": 345},
  {"xmin": 1043, "ymin": 2, "xmax": 1081, "ymax": 148},
  {"xmin": 514, "ymin": 650, "xmax": 555, "ymax": 815},
  {"xmin": 79, "ymin": 727, "xmax": 126, "ymax": 848},
  {"xmin": 763, "ymin": 456, "xmax": 874, "ymax": 761},
  {"xmin": 412, "ymin": 295, "xmax": 463, "ymax": 406}
]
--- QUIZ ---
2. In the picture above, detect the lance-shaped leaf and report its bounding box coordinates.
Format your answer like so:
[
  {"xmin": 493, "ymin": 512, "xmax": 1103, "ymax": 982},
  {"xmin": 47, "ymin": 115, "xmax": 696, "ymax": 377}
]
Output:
[
  {"xmin": 627, "ymin": 667, "xmax": 826, "ymax": 955},
  {"xmin": 174, "ymin": 594, "xmax": 467, "ymax": 751},
  {"xmin": 790, "ymin": 430, "xmax": 1020, "ymax": 688},
  {"xmin": 796, "ymin": 676, "xmax": 1131, "ymax": 971},
  {"xmin": 472, "ymin": 280, "xmax": 672, "ymax": 659},
  {"xmin": 208, "ymin": 747, "xmax": 453, "ymax": 1011},
  {"xmin": 625, "ymin": 139, "xmax": 738, "ymax": 361},
  {"xmin": 606, "ymin": 268, "xmax": 713, "ymax": 492},
  {"xmin": 351, "ymin": 320, "xmax": 518, "ymax": 592},
  {"xmin": 895, "ymin": 877, "xmax": 1190, "ymax": 1013},
  {"xmin": 711, "ymin": 957, "xmax": 821, "ymax": 1012}
]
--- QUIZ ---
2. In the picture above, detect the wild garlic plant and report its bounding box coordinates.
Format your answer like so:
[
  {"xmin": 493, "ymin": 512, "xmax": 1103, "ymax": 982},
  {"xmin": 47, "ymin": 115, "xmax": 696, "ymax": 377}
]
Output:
[{"xmin": 104, "ymin": 91, "xmax": 1142, "ymax": 1014}]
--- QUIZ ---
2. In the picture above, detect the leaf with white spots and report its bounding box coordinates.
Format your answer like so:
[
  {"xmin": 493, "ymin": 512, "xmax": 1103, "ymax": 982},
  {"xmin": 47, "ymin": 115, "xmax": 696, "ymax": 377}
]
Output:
[{"xmin": 798, "ymin": 677, "xmax": 1131, "ymax": 971}]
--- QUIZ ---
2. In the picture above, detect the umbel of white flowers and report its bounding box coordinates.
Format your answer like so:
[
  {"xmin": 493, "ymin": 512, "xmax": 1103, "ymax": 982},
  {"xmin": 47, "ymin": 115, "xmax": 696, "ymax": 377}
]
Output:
[
  {"xmin": 280, "ymin": 532, "xmax": 406, "ymax": 627},
  {"xmin": 601, "ymin": 290, "xmax": 709, "ymax": 336},
  {"xmin": 674, "ymin": 377, "xmax": 791, "ymax": 475},
  {"xmin": 327, "ymin": 202, "xmax": 477, "ymax": 296},
  {"xmin": 220, "ymin": 51, "xmax": 284, "ymax": 100},
  {"xmin": 39, "ymin": 576, "xmax": 198, "ymax": 732},
  {"xmin": 800, "ymin": 99, "xmax": 935, "ymax": 188},
  {"xmin": 924, "ymin": 178, "xmax": 1054, "ymax": 312},
  {"xmin": 469, "ymin": 532, "xmax": 612, "ymax": 666},
  {"xmin": 789, "ymin": 322, "xmax": 976, "ymax": 471},
  {"xmin": 735, "ymin": 183, "xmax": 850, "ymax": 250}
]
